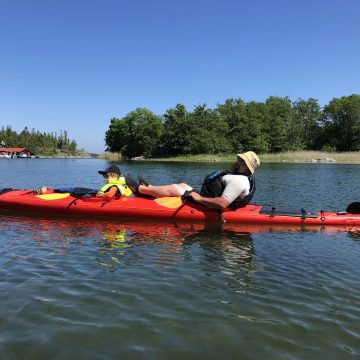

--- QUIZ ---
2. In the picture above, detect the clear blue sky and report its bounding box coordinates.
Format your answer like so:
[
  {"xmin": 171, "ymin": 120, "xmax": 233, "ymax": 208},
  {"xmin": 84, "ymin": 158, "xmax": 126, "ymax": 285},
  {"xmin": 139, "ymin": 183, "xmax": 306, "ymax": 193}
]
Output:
[{"xmin": 1, "ymin": 0, "xmax": 359, "ymax": 153}]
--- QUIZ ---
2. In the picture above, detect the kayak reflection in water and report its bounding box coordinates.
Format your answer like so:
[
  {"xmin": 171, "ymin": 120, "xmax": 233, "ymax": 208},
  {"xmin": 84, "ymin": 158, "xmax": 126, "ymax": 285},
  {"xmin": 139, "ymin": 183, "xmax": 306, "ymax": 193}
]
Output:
[
  {"xmin": 97, "ymin": 224, "xmax": 133, "ymax": 268},
  {"xmin": 100, "ymin": 225, "xmax": 128, "ymax": 249},
  {"xmin": 182, "ymin": 222, "xmax": 255, "ymax": 269},
  {"xmin": 95, "ymin": 220, "xmax": 255, "ymax": 270},
  {"xmin": 126, "ymin": 152, "xmax": 260, "ymax": 210}
]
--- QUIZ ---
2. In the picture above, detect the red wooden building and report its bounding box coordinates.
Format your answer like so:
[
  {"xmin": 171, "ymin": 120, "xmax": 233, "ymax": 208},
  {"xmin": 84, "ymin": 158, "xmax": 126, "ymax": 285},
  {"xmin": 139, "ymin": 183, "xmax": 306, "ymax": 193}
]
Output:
[{"xmin": 0, "ymin": 148, "xmax": 33, "ymax": 158}]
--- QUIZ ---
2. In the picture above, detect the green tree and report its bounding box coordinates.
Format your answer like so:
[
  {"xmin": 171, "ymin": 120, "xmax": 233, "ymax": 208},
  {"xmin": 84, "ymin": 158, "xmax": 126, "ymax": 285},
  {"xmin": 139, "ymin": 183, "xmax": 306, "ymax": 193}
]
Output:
[
  {"xmin": 19, "ymin": 126, "xmax": 30, "ymax": 148},
  {"xmin": 162, "ymin": 104, "xmax": 189, "ymax": 155},
  {"xmin": 244, "ymin": 101, "xmax": 269, "ymax": 153},
  {"xmin": 0, "ymin": 125, "xmax": 79, "ymax": 155},
  {"xmin": 292, "ymin": 98, "xmax": 322, "ymax": 150},
  {"xmin": 322, "ymin": 94, "xmax": 360, "ymax": 151},
  {"xmin": 186, "ymin": 104, "xmax": 231, "ymax": 154},
  {"xmin": 104, "ymin": 117, "xmax": 128, "ymax": 153},
  {"xmin": 216, "ymin": 98, "xmax": 246, "ymax": 152},
  {"xmin": 264, "ymin": 96, "xmax": 293, "ymax": 153},
  {"xmin": 0, "ymin": 125, "xmax": 17, "ymax": 147},
  {"xmin": 105, "ymin": 108, "xmax": 163, "ymax": 158},
  {"xmin": 217, "ymin": 99, "xmax": 269, "ymax": 153},
  {"xmin": 162, "ymin": 103, "xmax": 231, "ymax": 155}
]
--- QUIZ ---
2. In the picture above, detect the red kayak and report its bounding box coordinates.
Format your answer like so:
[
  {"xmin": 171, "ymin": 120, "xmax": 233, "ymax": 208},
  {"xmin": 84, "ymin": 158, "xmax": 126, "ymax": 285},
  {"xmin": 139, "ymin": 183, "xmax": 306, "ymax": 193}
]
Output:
[{"xmin": 1, "ymin": 189, "xmax": 360, "ymax": 226}]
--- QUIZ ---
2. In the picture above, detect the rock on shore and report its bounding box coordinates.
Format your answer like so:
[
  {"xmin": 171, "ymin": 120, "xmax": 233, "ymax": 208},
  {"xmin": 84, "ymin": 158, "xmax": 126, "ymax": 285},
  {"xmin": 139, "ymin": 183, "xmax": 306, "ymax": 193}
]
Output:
[{"xmin": 304, "ymin": 157, "xmax": 336, "ymax": 163}]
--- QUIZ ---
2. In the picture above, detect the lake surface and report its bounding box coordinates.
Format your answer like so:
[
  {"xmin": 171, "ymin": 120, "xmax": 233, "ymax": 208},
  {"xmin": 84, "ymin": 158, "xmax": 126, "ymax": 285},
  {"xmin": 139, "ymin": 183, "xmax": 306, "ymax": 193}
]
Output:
[{"xmin": 1, "ymin": 159, "xmax": 360, "ymax": 359}]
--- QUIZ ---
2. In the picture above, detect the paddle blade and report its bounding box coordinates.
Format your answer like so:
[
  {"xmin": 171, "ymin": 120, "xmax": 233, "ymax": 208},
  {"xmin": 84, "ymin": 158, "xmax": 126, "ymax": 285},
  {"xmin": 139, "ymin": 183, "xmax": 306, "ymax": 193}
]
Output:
[
  {"xmin": 154, "ymin": 197, "xmax": 183, "ymax": 209},
  {"xmin": 36, "ymin": 193, "xmax": 70, "ymax": 200}
]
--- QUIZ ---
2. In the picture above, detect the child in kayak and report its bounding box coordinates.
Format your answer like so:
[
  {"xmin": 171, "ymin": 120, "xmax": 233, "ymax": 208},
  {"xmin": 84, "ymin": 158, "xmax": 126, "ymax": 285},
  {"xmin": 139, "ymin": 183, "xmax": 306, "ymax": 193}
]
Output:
[
  {"xmin": 32, "ymin": 165, "xmax": 131, "ymax": 199},
  {"xmin": 97, "ymin": 165, "xmax": 132, "ymax": 200}
]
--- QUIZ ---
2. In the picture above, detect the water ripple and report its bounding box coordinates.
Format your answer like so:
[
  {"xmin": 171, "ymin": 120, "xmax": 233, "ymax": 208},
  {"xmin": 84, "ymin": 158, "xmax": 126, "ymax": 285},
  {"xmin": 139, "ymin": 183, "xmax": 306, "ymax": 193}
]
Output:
[{"xmin": 1, "ymin": 165, "xmax": 360, "ymax": 358}]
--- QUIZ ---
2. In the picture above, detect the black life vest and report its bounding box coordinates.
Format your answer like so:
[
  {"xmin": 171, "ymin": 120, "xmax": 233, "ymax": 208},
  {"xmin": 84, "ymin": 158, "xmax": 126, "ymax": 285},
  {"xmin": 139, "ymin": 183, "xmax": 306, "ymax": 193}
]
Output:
[{"xmin": 200, "ymin": 171, "xmax": 256, "ymax": 210}]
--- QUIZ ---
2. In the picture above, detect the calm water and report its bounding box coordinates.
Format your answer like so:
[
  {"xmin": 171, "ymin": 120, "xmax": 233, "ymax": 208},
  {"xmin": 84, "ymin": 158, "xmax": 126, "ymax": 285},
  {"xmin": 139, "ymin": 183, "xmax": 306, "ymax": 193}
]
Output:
[{"xmin": 1, "ymin": 159, "xmax": 360, "ymax": 359}]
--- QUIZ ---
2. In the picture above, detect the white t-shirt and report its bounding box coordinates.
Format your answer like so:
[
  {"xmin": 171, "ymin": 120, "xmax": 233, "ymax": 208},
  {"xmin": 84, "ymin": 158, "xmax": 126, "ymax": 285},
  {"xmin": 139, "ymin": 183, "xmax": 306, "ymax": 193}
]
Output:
[{"xmin": 221, "ymin": 174, "xmax": 250, "ymax": 204}]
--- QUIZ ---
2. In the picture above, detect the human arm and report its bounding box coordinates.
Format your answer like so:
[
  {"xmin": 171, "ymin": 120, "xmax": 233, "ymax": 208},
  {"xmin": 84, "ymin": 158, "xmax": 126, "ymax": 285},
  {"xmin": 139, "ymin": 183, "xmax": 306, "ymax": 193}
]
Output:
[
  {"xmin": 189, "ymin": 192, "xmax": 230, "ymax": 209},
  {"xmin": 98, "ymin": 186, "xmax": 119, "ymax": 200},
  {"xmin": 189, "ymin": 175, "xmax": 250, "ymax": 209}
]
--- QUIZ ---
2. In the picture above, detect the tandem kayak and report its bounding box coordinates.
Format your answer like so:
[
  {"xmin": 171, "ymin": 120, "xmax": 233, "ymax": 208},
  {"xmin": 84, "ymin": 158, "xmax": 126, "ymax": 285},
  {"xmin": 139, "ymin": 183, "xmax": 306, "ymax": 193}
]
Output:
[{"xmin": 1, "ymin": 188, "xmax": 360, "ymax": 226}]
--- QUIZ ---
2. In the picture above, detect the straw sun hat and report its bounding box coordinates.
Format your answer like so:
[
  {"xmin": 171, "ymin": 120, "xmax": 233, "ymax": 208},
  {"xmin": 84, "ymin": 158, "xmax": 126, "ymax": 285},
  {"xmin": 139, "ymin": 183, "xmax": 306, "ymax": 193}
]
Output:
[{"xmin": 237, "ymin": 151, "xmax": 260, "ymax": 174}]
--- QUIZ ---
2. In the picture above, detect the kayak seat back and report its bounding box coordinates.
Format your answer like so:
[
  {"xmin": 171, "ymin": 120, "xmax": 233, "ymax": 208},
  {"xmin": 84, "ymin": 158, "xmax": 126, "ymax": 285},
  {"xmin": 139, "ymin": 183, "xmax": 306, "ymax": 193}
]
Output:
[{"xmin": 346, "ymin": 202, "xmax": 360, "ymax": 214}]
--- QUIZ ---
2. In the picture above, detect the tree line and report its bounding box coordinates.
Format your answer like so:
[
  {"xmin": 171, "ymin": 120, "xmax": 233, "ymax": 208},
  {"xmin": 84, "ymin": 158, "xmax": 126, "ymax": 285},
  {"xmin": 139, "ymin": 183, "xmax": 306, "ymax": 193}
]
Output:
[
  {"xmin": 105, "ymin": 94, "xmax": 360, "ymax": 158},
  {"xmin": 0, "ymin": 126, "xmax": 78, "ymax": 156}
]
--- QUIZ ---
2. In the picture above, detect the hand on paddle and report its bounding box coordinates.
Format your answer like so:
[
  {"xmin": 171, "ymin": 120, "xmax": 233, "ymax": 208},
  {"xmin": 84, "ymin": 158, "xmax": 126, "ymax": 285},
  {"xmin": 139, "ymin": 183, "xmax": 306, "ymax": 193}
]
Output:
[{"xmin": 189, "ymin": 192, "xmax": 202, "ymax": 202}]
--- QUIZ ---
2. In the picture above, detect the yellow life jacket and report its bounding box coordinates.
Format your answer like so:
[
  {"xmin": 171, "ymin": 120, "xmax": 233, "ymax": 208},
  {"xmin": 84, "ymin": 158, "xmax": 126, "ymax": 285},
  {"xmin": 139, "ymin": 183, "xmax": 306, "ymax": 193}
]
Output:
[{"xmin": 97, "ymin": 178, "xmax": 133, "ymax": 197}]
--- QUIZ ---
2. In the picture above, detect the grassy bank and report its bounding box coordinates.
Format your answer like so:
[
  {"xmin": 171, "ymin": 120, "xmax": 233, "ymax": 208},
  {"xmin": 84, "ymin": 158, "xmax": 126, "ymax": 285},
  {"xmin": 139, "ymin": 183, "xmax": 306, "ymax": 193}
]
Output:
[
  {"xmin": 99, "ymin": 151, "xmax": 360, "ymax": 164},
  {"xmin": 260, "ymin": 151, "xmax": 360, "ymax": 163},
  {"xmin": 98, "ymin": 152, "xmax": 123, "ymax": 161}
]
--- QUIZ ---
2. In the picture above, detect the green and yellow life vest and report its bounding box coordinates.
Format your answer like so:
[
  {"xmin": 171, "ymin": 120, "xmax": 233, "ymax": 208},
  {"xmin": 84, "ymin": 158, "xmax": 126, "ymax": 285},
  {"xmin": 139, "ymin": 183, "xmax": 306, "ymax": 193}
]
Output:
[{"xmin": 97, "ymin": 178, "xmax": 133, "ymax": 197}]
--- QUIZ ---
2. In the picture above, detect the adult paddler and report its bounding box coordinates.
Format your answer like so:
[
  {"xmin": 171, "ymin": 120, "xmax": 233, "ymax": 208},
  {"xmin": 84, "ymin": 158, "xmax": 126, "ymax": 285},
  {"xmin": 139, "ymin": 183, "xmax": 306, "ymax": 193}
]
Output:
[{"xmin": 125, "ymin": 151, "xmax": 260, "ymax": 210}]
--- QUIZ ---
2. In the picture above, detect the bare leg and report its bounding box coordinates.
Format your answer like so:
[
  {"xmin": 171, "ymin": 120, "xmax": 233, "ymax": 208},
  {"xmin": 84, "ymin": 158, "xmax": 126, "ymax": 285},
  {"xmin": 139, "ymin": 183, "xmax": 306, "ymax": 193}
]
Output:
[{"xmin": 139, "ymin": 183, "xmax": 193, "ymax": 198}]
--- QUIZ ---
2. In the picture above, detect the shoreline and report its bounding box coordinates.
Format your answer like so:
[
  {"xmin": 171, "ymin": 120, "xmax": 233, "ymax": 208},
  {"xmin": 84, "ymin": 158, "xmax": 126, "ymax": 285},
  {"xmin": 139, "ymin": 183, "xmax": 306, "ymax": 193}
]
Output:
[{"xmin": 99, "ymin": 151, "xmax": 360, "ymax": 164}]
